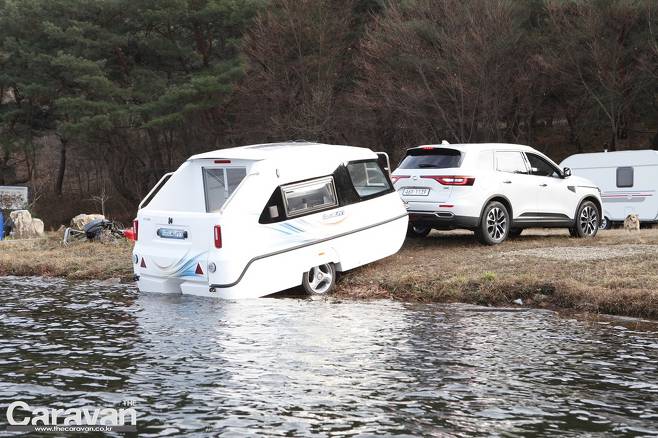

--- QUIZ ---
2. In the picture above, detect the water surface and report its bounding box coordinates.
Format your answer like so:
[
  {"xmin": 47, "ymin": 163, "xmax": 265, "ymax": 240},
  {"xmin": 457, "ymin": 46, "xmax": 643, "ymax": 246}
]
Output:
[{"xmin": 1, "ymin": 277, "xmax": 657, "ymax": 436}]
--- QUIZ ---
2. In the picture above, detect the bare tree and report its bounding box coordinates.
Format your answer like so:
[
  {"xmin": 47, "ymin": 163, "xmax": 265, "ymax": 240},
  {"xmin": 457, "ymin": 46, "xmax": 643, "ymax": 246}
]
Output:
[
  {"xmin": 235, "ymin": 0, "xmax": 356, "ymax": 143},
  {"xmin": 545, "ymin": 0, "xmax": 654, "ymax": 150},
  {"xmin": 354, "ymin": 0, "xmax": 544, "ymax": 158},
  {"xmin": 89, "ymin": 185, "xmax": 111, "ymax": 217}
]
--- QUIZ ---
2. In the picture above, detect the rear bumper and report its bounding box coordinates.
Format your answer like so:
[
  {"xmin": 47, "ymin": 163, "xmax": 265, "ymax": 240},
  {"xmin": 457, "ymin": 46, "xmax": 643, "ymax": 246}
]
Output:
[{"xmin": 407, "ymin": 210, "xmax": 479, "ymax": 229}]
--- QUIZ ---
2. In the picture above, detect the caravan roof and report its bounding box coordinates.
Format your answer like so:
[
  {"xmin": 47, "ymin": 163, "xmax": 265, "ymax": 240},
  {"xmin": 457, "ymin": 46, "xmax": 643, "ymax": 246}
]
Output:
[
  {"xmin": 189, "ymin": 142, "xmax": 375, "ymax": 163},
  {"xmin": 562, "ymin": 150, "xmax": 658, "ymax": 168}
]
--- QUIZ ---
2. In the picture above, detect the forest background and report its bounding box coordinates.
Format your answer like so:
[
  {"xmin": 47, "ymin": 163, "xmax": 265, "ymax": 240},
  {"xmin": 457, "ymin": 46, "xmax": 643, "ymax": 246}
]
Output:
[{"xmin": 1, "ymin": 0, "xmax": 656, "ymax": 225}]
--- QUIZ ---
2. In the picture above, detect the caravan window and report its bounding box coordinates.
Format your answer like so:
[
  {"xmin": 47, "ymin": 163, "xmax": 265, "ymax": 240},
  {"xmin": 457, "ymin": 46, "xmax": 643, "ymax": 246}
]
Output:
[
  {"xmin": 282, "ymin": 177, "xmax": 338, "ymax": 217},
  {"xmin": 346, "ymin": 160, "xmax": 391, "ymax": 198},
  {"xmin": 203, "ymin": 167, "xmax": 247, "ymax": 212},
  {"xmin": 616, "ymin": 167, "xmax": 634, "ymax": 188}
]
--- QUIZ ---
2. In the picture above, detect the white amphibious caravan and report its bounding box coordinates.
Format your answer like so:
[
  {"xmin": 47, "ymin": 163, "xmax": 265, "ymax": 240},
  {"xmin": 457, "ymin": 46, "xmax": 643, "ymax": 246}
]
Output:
[
  {"xmin": 132, "ymin": 142, "xmax": 408, "ymax": 299},
  {"xmin": 561, "ymin": 150, "xmax": 658, "ymax": 228}
]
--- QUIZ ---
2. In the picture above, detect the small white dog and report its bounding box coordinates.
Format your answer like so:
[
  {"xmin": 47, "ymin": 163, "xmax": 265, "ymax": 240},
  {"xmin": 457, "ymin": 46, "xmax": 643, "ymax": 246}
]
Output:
[{"xmin": 624, "ymin": 213, "xmax": 640, "ymax": 231}]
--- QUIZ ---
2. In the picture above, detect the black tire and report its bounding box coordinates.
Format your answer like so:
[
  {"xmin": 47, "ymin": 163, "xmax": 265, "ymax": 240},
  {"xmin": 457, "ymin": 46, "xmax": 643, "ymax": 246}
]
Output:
[
  {"xmin": 601, "ymin": 216, "xmax": 612, "ymax": 230},
  {"xmin": 509, "ymin": 228, "xmax": 523, "ymax": 238},
  {"xmin": 475, "ymin": 201, "xmax": 510, "ymax": 245},
  {"xmin": 302, "ymin": 263, "xmax": 336, "ymax": 295},
  {"xmin": 406, "ymin": 223, "xmax": 431, "ymax": 238},
  {"xmin": 569, "ymin": 200, "xmax": 599, "ymax": 238}
]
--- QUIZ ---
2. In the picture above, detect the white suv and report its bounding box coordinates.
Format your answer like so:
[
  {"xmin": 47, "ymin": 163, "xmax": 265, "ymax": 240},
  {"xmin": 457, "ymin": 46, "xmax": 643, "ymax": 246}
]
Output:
[{"xmin": 392, "ymin": 143, "xmax": 602, "ymax": 245}]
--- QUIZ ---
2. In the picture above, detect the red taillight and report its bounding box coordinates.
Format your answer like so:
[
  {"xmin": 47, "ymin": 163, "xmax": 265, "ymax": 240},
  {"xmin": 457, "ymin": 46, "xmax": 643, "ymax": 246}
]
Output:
[
  {"xmin": 421, "ymin": 146, "xmax": 434, "ymax": 150},
  {"xmin": 214, "ymin": 159, "xmax": 231, "ymax": 164},
  {"xmin": 391, "ymin": 175, "xmax": 410, "ymax": 184},
  {"xmin": 133, "ymin": 220, "xmax": 139, "ymax": 241},
  {"xmin": 214, "ymin": 225, "xmax": 222, "ymax": 249},
  {"xmin": 421, "ymin": 176, "xmax": 475, "ymax": 186}
]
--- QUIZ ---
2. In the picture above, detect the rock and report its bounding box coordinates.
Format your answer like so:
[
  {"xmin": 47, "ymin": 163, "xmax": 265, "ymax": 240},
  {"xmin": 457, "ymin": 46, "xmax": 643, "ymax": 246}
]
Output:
[
  {"xmin": 9, "ymin": 210, "xmax": 44, "ymax": 238},
  {"xmin": 513, "ymin": 298, "xmax": 523, "ymax": 305},
  {"xmin": 70, "ymin": 213, "xmax": 105, "ymax": 231},
  {"xmin": 31, "ymin": 218, "xmax": 44, "ymax": 236}
]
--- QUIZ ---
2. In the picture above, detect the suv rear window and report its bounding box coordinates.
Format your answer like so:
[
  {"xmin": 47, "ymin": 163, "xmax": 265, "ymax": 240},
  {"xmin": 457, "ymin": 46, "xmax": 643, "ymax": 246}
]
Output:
[{"xmin": 398, "ymin": 148, "xmax": 462, "ymax": 169}]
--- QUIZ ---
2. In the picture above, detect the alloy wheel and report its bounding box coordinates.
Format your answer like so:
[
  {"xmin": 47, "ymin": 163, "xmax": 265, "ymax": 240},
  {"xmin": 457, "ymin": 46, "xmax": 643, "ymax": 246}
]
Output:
[
  {"xmin": 579, "ymin": 205, "xmax": 598, "ymax": 236},
  {"xmin": 486, "ymin": 207, "xmax": 507, "ymax": 242},
  {"xmin": 306, "ymin": 264, "xmax": 334, "ymax": 294}
]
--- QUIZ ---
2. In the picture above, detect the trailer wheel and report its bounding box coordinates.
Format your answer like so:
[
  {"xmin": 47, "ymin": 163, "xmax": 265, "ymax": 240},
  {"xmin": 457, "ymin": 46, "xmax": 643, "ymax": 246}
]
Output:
[
  {"xmin": 601, "ymin": 216, "xmax": 612, "ymax": 230},
  {"xmin": 302, "ymin": 263, "xmax": 336, "ymax": 295}
]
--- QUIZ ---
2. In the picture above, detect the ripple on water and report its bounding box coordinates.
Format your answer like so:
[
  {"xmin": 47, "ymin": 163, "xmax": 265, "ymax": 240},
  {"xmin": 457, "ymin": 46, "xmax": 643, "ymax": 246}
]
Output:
[{"xmin": 0, "ymin": 276, "xmax": 657, "ymax": 436}]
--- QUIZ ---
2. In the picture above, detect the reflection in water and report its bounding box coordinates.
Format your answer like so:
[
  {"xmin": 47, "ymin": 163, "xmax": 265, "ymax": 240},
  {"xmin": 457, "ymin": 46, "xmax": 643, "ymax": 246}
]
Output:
[{"xmin": 0, "ymin": 277, "xmax": 657, "ymax": 436}]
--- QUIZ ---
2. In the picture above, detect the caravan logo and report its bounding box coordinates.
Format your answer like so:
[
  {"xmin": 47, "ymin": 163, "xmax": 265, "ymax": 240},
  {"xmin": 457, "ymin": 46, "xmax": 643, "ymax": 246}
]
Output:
[{"xmin": 5, "ymin": 400, "xmax": 138, "ymax": 433}]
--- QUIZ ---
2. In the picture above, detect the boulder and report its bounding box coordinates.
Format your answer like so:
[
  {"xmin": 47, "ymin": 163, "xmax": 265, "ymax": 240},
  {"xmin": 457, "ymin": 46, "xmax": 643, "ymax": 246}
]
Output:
[
  {"xmin": 9, "ymin": 210, "xmax": 44, "ymax": 238},
  {"xmin": 32, "ymin": 218, "xmax": 44, "ymax": 236},
  {"xmin": 70, "ymin": 213, "xmax": 105, "ymax": 231}
]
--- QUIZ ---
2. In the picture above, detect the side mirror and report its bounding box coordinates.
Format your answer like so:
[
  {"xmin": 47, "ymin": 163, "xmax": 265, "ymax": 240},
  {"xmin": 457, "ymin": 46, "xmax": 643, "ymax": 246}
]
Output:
[{"xmin": 563, "ymin": 167, "xmax": 572, "ymax": 178}]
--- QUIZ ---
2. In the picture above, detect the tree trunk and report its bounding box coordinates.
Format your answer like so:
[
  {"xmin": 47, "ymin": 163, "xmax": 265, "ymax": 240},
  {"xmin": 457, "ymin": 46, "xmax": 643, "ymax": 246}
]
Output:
[{"xmin": 55, "ymin": 138, "xmax": 67, "ymax": 196}]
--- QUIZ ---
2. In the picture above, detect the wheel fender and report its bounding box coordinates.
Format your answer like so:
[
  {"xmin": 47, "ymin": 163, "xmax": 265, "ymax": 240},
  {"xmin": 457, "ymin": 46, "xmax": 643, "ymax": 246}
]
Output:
[
  {"xmin": 574, "ymin": 196, "xmax": 602, "ymax": 222},
  {"xmin": 302, "ymin": 246, "xmax": 340, "ymax": 273},
  {"xmin": 478, "ymin": 195, "xmax": 513, "ymax": 226}
]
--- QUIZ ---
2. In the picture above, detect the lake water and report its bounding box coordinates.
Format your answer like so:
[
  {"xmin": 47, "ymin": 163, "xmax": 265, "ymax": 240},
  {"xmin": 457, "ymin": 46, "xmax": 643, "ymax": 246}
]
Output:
[{"xmin": 1, "ymin": 276, "xmax": 657, "ymax": 436}]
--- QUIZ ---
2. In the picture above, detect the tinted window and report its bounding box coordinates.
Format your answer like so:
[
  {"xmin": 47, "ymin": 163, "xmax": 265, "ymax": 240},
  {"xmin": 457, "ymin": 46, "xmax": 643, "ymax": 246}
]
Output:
[
  {"xmin": 347, "ymin": 160, "xmax": 391, "ymax": 198},
  {"xmin": 282, "ymin": 177, "xmax": 338, "ymax": 217},
  {"xmin": 526, "ymin": 153, "xmax": 560, "ymax": 178},
  {"xmin": 617, "ymin": 167, "xmax": 634, "ymax": 188},
  {"xmin": 203, "ymin": 167, "xmax": 247, "ymax": 212},
  {"xmin": 496, "ymin": 151, "xmax": 528, "ymax": 174},
  {"xmin": 399, "ymin": 148, "xmax": 462, "ymax": 169}
]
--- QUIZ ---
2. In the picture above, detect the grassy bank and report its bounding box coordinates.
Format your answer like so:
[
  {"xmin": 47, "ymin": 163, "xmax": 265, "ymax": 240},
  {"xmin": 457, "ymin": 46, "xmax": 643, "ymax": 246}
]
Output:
[
  {"xmin": 336, "ymin": 229, "xmax": 658, "ymax": 320},
  {"xmin": 1, "ymin": 229, "xmax": 658, "ymax": 319},
  {"xmin": 0, "ymin": 233, "xmax": 133, "ymax": 281}
]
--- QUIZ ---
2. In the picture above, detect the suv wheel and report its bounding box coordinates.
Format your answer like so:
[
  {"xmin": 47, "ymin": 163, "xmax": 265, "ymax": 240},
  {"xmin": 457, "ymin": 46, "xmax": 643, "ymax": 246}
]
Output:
[
  {"xmin": 475, "ymin": 201, "xmax": 510, "ymax": 245},
  {"xmin": 569, "ymin": 201, "xmax": 599, "ymax": 238},
  {"xmin": 407, "ymin": 223, "xmax": 431, "ymax": 238}
]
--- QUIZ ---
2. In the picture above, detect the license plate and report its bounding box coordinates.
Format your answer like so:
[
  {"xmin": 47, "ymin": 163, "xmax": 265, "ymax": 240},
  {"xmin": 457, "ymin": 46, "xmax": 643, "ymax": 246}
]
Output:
[
  {"xmin": 402, "ymin": 188, "xmax": 430, "ymax": 196},
  {"xmin": 157, "ymin": 228, "xmax": 188, "ymax": 239}
]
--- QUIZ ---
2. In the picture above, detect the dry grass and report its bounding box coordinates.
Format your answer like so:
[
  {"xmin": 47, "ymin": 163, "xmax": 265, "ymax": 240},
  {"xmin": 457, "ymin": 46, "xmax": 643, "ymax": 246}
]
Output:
[
  {"xmin": 336, "ymin": 228, "xmax": 658, "ymax": 320},
  {"xmin": 0, "ymin": 232, "xmax": 133, "ymax": 281},
  {"xmin": 2, "ymin": 228, "xmax": 658, "ymax": 319}
]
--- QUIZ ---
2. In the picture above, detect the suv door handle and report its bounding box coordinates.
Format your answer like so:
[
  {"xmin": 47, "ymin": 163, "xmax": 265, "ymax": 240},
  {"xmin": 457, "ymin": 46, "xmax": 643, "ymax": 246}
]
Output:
[
  {"xmin": 503, "ymin": 180, "xmax": 512, "ymax": 184},
  {"xmin": 539, "ymin": 183, "xmax": 548, "ymax": 187}
]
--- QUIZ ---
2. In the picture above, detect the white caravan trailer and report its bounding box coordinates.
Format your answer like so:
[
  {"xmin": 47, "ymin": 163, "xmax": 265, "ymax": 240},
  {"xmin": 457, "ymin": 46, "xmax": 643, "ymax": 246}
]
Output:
[
  {"xmin": 560, "ymin": 150, "xmax": 658, "ymax": 228},
  {"xmin": 132, "ymin": 142, "xmax": 408, "ymax": 299}
]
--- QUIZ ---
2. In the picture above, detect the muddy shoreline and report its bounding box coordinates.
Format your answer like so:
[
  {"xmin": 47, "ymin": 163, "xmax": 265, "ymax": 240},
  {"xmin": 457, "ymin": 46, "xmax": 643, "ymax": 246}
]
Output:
[{"xmin": 1, "ymin": 229, "xmax": 657, "ymax": 319}]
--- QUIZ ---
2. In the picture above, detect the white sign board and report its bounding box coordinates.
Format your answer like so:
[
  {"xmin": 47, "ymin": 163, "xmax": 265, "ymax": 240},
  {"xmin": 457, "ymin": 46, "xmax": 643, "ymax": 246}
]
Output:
[{"xmin": 0, "ymin": 186, "xmax": 28, "ymax": 210}]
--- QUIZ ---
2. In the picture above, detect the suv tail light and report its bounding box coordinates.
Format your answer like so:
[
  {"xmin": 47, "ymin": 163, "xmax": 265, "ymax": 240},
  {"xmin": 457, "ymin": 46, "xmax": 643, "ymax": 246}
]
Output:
[
  {"xmin": 421, "ymin": 176, "xmax": 475, "ymax": 186},
  {"xmin": 391, "ymin": 175, "xmax": 410, "ymax": 184},
  {"xmin": 214, "ymin": 225, "xmax": 222, "ymax": 249},
  {"xmin": 132, "ymin": 220, "xmax": 139, "ymax": 241}
]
